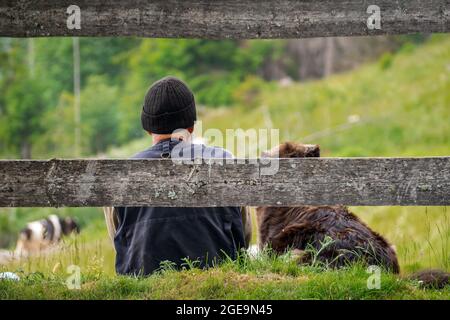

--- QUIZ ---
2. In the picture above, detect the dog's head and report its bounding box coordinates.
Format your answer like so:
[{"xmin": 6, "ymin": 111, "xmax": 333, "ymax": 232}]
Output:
[
  {"xmin": 262, "ymin": 142, "xmax": 320, "ymax": 158},
  {"xmin": 60, "ymin": 217, "xmax": 80, "ymax": 236}
]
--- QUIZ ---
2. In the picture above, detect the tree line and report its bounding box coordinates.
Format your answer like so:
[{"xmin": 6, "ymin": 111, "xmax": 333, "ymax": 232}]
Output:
[{"xmin": 0, "ymin": 36, "xmax": 423, "ymax": 158}]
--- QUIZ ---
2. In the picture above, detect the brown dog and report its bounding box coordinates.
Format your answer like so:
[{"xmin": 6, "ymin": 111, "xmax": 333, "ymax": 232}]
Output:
[
  {"xmin": 257, "ymin": 142, "xmax": 449, "ymax": 288},
  {"xmin": 257, "ymin": 142, "xmax": 400, "ymax": 272}
]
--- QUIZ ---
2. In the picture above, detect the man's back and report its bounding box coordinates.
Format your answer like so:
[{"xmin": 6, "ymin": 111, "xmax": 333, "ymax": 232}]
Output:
[{"xmin": 114, "ymin": 139, "xmax": 246, "ymax": 276}]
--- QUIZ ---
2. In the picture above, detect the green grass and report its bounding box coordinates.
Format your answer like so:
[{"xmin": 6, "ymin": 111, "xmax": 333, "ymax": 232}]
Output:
[
  {"xmin": 0, "ymin": 35, "xmax": 449, "ymax": 299},
  {"xmin": 1, "ymin": 207, "xmax": 448, "ymax": 299},
  {"xmin": 1, "ymin": 251, "xmax": 449, "ymax": 300}
]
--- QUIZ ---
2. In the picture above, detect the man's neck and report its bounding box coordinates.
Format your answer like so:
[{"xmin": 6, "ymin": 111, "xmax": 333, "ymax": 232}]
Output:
[
  {"xmin": 151, "ymin": 134, "xmax": 172, "ymax": 145},
  {"xmin": 151, "ymin": 132, "xmax": 191, "ymax": 146}
]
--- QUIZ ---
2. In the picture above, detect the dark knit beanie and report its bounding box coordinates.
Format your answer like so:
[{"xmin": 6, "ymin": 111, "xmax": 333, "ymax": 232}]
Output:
[{"xmin": 141, "ymin": 76, "xmax": 197, "ymax": 134}]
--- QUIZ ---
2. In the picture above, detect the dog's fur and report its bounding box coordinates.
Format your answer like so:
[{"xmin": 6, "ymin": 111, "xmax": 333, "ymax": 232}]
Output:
[
  {"xmin": 409, "ymin": 269, "xmax": 450, "ymax": 289},
  {"xmin": 257, "ymin": 142, "xmax": 450, "ymax": 288},
  {"xmin": 15, "ymin": 215, "xmax": 79, "ymax": 256},
  {"xmin": 257, "ymin": 142, "xmax": 400, "ymax": 272},
  {"xmin": 258, "ymin": 205, "xmax": 400, "ymax": 272}
]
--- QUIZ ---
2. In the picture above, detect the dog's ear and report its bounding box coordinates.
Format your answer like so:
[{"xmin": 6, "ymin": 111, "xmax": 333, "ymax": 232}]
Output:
[
  {"xmin": 69, "ymin": 218, "xmax": 80, "ymax": 234},
  {"xmin": 62, "ymin": 217, "xmax": 80, "ymax": 235},
  {"xmin": 304, "ymin": 144, "xmax": 320, "ymax": 157},
  {"xmin": 279, "ymin": 142, "xmax": 320, "ymax": 158},
  {"xmin": 263, "ymin": 143, "xmax": 320, "ymax": 158},
  {"xmin": 72, "ymin": 220, "xmax": 80, "ymax": 234}
]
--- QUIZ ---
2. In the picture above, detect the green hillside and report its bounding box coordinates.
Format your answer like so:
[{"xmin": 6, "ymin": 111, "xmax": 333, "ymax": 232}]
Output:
[{"xmin": 201, "ymin": 35, "xmax": 450, "ymax": 157}]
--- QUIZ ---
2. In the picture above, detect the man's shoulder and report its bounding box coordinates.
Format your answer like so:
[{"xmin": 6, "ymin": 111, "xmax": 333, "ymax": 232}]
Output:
[
  {"xmin": 131, "ymin": 148, "xmax": 160, "ymax": 159},
  {"xmin": 201, "ymin": 144, "xmax": 234, "ymax": 159},
  {"xmin": 131, "ymin": 142, "xmax": 234, "ymax": 159},
  {"xmin": 171, "ymin": 142, "xmax": 234, "ymax": 159}
]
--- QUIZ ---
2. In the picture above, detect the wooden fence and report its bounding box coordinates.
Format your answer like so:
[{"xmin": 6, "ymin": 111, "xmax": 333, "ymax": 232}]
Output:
[
  {"xmin": 0, "ymin": 0, "xmax": 448, "ymax": 38},
  {"xmin": 1, "ymin": 158, "xmax": 449, "ymax": 207}
]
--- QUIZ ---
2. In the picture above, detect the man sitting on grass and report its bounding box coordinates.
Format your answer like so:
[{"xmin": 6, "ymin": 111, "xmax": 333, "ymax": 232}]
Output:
[{"xmin": 104, "ymin": 76, "xmax": 251, "ymax": 276}]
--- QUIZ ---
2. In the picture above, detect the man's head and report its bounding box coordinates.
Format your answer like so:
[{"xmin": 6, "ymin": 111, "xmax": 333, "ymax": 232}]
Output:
[{"xmin": 141, "ymin": 76, "xmax": 196, "ymax": 135}]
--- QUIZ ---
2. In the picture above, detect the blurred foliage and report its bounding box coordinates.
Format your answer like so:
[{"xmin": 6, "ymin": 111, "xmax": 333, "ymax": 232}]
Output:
[
  {"xmin": 0, "ymin": 38, "xmax": 288, "ymax": 156},
  {"xmin": 232, "ymin": 76, "xmax": 272, "ymax": 109},
  {"xmin": 0, "ymin": 35, "xmax": 432, "ymax": 157}
]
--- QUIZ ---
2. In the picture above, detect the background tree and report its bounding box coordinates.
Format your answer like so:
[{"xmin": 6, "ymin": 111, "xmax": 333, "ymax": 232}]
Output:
[{"xmin": 0, "ymin": 39, "xmax": 47, "ymax": 158}]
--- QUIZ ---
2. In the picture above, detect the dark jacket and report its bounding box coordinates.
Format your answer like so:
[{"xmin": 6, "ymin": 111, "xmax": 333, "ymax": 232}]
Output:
[{"xmin": 114, "ymin": 139, "xmax": 246, "ymax": 276}]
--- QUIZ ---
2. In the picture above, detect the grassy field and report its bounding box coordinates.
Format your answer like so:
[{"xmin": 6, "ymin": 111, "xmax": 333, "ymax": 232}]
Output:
[
  {"xmin": 1, "ymin": 248, "xmax": 449, "ymax": 300},
  {"xmin": 0, "ymin": 35, "xmax": 449, "ymax": 299},
  {"xmin": 0, "ymin": 207, "xmax": 448, "ymax": 299}
]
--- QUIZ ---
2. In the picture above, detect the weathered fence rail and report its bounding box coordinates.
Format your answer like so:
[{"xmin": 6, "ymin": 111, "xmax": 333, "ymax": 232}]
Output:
[
  {"xmin": 0, "ymin": 157, "xmax": 449, "ymax": 207},
  {"xmin": 0, "ymin": 0, "xmax": 448, "ymax": 38}
]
